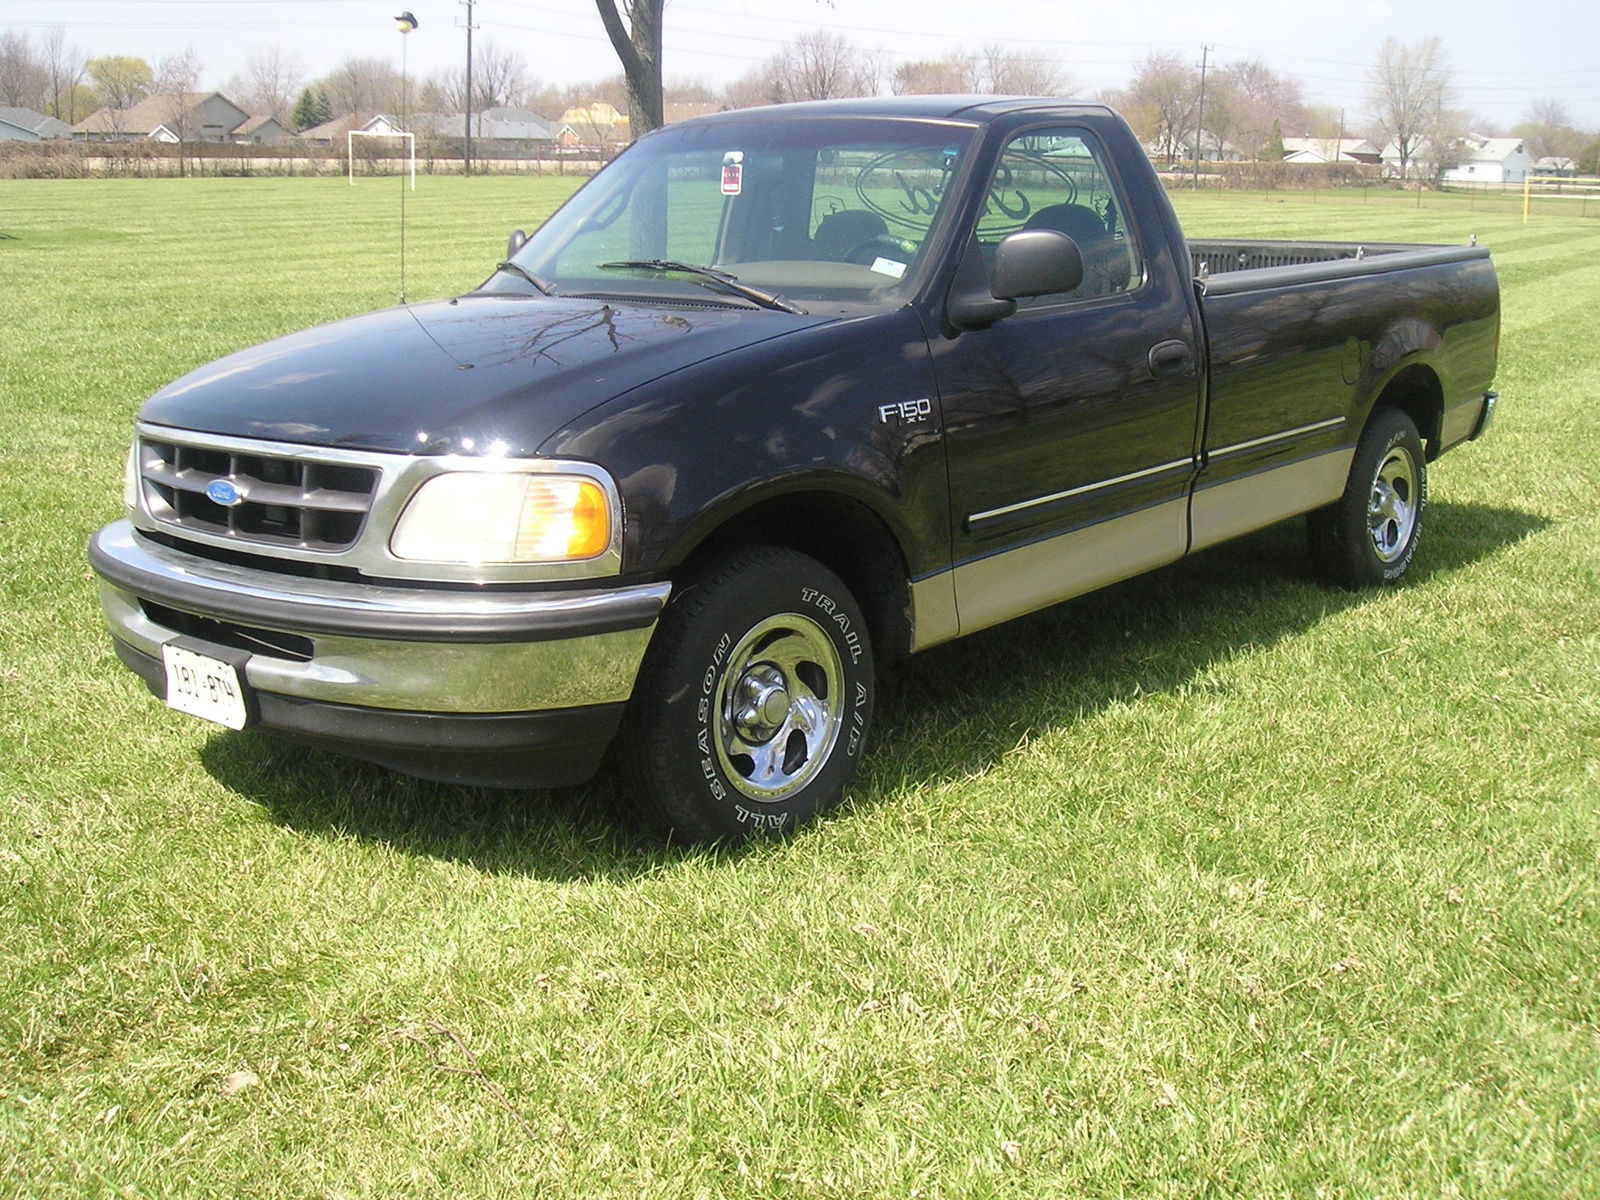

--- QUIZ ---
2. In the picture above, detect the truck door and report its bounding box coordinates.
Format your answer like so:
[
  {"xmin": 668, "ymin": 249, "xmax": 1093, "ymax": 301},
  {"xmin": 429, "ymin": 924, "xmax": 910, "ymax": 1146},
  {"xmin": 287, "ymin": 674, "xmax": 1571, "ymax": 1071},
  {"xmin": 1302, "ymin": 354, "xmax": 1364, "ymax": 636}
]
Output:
[{"xmin": 930, "ymin": 125, "xmax": 1204, "ymax": 636}]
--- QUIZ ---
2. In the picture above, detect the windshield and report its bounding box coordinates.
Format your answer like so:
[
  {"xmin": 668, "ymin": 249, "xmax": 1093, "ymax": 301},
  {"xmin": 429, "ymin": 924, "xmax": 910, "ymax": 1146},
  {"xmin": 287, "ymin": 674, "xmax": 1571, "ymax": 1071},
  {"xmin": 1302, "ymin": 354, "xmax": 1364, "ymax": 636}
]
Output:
[{"xmin": 506, "ymin": 116, "xmax": 975, "ymax": 306}]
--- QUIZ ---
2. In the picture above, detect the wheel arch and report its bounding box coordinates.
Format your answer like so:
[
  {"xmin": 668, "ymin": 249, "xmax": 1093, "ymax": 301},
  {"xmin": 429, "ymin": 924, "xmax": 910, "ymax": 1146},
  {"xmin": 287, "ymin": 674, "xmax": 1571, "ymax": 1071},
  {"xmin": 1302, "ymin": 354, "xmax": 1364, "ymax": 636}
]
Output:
[
  {"xmin": 673, "ymin": 486, "xmax": 917, "ymax": 661},
  {"xmin": 1366, "ymin": 362, "xmax": 1444, "ymax": 460}
]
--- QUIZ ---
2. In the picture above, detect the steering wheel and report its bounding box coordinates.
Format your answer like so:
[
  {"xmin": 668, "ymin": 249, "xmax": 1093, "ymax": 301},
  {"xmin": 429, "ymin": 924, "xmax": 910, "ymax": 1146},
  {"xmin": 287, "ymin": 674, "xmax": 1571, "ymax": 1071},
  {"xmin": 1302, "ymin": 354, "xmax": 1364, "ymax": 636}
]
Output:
[{"xmin": 844, "ymin": 235, "xmax": 912, "ymax": 267}]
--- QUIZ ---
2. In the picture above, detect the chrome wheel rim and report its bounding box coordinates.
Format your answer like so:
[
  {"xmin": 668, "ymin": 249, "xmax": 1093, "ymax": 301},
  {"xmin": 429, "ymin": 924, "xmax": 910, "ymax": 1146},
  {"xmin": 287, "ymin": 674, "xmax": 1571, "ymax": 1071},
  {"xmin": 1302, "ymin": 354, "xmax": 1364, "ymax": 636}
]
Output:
[
  {"xmin": 714, "ymin": 613, "xmax": 843, "ymax": 802},
  {"xmin": 1367, "ymin": 445, "xmax": 1419, "ymax": 563}
]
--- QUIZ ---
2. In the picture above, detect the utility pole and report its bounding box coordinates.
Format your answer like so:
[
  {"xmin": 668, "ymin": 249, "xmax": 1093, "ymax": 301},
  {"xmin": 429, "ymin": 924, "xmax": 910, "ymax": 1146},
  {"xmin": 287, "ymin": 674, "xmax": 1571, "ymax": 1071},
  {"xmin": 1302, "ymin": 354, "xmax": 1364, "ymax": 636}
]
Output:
[
  {"xmin": 462, "ymin": 0, "xmax": 475, "ymax": 176},
  {"xmin": 1192, "ymin": 44, "xmax": 1211, "ymax": 191}
]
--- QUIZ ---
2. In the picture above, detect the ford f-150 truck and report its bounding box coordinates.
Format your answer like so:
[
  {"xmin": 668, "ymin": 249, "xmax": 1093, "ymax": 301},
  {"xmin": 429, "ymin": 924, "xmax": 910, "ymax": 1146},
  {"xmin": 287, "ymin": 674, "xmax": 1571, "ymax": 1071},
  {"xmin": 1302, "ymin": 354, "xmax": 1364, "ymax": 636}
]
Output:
[{"xmin": 89, "ymin": 96, "xmax": 1499, "ymax": 841}]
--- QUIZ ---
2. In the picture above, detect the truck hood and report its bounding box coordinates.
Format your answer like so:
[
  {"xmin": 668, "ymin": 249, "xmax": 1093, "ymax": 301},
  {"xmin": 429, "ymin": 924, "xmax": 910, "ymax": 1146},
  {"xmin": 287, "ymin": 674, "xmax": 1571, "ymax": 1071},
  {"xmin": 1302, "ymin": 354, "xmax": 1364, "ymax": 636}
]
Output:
[{"xmin": 139, "ymin": 294, "xmax": 833, "ymax": 456}]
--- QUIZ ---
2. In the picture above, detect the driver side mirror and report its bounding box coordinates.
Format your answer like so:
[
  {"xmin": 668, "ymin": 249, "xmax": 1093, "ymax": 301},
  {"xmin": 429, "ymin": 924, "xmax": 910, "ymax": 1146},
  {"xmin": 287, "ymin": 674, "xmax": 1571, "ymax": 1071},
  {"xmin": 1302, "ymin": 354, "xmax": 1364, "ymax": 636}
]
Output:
[
  {"xmin": 506, "ymin": 229, "xmax": 528, "ymax": 258},
  {"xmin": 991, "ymin": 229, "xmax": 1085, "ymax": 301},
  {"xmin": 946, "ymin": 230, "xmax": 1085, "ymax": 331}
]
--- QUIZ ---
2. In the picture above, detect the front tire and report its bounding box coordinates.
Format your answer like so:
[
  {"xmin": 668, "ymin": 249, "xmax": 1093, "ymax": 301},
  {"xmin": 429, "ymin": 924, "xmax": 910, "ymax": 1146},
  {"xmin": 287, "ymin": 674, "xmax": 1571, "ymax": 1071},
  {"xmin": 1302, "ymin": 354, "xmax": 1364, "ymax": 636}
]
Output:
[
  {"xmin": 617, "ymin": 547, "xmax": 875, "ymax": 843},
  {"xmin": 1308, "ymin": 407, "xmax": 1427, "ymax": 588}
]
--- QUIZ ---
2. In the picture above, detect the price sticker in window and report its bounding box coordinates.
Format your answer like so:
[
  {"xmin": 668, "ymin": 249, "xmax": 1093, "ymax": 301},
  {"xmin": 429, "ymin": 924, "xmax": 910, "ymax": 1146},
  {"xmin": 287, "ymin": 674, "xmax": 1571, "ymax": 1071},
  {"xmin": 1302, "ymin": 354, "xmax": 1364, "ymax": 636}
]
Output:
[{"xmin": 721, "ymin": 150, "xmax": 744, "ymax": 196}]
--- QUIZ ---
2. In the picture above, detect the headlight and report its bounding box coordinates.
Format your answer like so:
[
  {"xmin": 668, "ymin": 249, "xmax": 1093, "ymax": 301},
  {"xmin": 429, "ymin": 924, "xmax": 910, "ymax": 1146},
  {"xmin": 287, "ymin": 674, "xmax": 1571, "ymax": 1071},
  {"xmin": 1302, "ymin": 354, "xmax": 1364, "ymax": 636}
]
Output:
[{"xmin": 390, "ymin": 471, "xmax": 613, "ymax": 564}]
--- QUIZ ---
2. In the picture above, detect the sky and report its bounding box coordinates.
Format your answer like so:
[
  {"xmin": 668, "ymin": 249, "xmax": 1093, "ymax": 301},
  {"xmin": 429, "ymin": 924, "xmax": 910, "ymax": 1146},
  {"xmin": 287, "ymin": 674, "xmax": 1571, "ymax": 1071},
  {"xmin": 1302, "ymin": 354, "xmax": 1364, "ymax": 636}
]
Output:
[{"xmin": 6, "ymin": 0, "xmax": 1600, "ymax": 131}]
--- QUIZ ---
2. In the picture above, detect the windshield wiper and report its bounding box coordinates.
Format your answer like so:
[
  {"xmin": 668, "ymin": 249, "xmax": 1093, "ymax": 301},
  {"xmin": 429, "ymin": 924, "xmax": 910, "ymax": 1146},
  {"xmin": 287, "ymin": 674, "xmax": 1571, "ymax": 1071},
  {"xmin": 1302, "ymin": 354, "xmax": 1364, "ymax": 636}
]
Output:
[
  {"xmin": 598, "ymin": 260, "xmax": 806, "ymax": 315},
  {"xmin": 495, "ymin": 260, "xmax": 556, "ymax": 295}
]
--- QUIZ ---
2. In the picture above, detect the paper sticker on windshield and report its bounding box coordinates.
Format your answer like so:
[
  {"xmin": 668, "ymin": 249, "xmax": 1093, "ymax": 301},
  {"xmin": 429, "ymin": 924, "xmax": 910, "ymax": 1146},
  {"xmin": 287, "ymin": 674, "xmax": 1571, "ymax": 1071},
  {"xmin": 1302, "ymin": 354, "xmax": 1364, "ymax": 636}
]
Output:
[
  {"xmin": 870, "ymin": 257, "xmax": 907, "ymax": 279},
  {"xmin": 721, "ymin": 151, "xmax": 744, "ymax": 196}
]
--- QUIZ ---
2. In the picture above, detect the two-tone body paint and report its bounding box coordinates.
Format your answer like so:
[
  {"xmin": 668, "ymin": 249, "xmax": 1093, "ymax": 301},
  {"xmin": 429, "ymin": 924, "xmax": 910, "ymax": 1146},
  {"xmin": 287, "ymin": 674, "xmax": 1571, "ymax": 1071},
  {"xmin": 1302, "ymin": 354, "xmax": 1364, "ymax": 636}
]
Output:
[{"xmin": 98, "ymin": 96, "xmax": 1501, "ymax": 787}]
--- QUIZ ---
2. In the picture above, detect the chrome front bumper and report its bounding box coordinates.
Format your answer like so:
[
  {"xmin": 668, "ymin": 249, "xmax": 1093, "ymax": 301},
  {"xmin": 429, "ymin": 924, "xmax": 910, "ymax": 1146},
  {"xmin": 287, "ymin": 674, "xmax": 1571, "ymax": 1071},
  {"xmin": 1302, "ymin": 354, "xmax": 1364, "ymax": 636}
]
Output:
[{"xmin": 90, "ymin": 520, "xmax": 670, "ymax": 716}]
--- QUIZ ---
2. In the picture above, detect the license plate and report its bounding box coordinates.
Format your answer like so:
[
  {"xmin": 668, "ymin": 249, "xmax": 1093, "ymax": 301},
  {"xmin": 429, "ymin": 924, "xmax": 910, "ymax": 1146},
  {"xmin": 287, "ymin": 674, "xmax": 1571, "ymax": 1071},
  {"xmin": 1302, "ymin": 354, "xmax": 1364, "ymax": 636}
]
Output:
[{"xmin": 161, "ymin": 642, "xmax": 251, "ymax": 730}]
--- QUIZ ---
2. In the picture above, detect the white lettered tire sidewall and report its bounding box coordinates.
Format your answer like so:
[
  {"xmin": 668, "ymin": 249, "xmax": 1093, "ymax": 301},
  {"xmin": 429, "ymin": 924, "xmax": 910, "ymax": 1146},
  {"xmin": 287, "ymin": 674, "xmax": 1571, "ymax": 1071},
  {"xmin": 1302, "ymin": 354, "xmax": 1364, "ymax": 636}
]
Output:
[
  {"xmin": 619, "ymin": 547, "xmax": 875, "ymax": 843},
  {"xmin": 1309, "ymin": 407, "xmax": 1427, "ymax": 589}
]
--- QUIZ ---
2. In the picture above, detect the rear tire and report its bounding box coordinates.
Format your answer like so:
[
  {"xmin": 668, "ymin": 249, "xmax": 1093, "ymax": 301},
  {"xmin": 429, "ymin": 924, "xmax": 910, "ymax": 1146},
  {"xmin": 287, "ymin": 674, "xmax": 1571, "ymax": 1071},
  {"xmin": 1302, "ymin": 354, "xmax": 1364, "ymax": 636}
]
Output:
[
  {"xmin": 617, "ymin": 547, "xmax": 874, "ymax": 843},
  {"xmin": 1308, "ymin": 407, "xmax": 1427, "ymax": 588}
]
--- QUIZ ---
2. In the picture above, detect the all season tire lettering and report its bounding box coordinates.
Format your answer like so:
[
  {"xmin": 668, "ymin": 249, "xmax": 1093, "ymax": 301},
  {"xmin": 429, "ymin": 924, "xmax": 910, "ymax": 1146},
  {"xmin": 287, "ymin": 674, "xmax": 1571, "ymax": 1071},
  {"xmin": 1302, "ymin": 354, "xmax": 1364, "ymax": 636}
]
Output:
[{"xmin": 695, "ymin": 632, "xmax": 733, "ymax": 802}]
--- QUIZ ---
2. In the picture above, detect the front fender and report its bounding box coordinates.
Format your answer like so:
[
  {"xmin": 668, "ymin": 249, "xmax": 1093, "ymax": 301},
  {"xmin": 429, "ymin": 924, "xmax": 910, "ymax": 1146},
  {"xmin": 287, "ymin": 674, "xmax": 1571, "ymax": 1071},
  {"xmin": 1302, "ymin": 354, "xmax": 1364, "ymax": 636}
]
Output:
[{"xmin": 539, "ymin": 307, "xmax": 950, "ymax": 580}]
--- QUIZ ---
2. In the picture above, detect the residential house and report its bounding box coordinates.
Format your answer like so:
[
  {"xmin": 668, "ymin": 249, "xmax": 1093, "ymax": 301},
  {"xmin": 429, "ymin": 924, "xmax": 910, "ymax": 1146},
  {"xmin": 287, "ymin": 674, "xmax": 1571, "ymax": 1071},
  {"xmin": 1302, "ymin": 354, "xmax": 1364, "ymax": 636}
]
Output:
[
  {"xmin": 1280, "ymin": 137, "xmax": 1382, "ymax": 165},
  {"xmin": 562, "ymin": 102, "xmax": 629, "ymax": 146},
  {"xmin": 0, "ymin": 107, "xmax": 73, "ymax": 141},
  {"xmin": 298, "ymin": 113, "xmax": 406, "ymax": 148},
  {"xmin": 1164, "ymin": 130, "xmax": 1244, "ymax": 163},
  {"xmin": 73, "ymin": 92, "xmax": 249, "ymax": 143},
  {"xmin": 233, "ymin": 115, "xmax": 292, "ymax": 145},
  {"xmin": 1439, "ymin": 135, "xmax": 1533, "ymax": 184},
  {"xmin": 1533, "ymin": 156, "xmax": 1578, "ymax": 178},
  {"xmin": 413, "ymin": 107, "xmax": 578, "ymax": 153}
]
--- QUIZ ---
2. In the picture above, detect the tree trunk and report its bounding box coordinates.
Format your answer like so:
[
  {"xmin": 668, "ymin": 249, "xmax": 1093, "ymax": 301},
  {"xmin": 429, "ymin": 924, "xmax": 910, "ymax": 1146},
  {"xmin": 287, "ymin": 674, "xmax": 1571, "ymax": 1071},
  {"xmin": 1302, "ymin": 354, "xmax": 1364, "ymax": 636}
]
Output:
[{"xmin": 594, "ymin": 0, "xmax": 664, "ymax": 138}]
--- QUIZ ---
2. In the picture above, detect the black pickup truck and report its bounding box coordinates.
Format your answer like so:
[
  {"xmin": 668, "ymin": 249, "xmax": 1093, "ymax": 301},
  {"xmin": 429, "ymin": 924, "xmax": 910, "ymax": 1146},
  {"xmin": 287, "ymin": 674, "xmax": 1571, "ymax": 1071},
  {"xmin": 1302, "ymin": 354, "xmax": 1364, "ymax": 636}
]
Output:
[{"xmin": 90, "ymin": 97, "xmax": 1500, "ymax": 841}]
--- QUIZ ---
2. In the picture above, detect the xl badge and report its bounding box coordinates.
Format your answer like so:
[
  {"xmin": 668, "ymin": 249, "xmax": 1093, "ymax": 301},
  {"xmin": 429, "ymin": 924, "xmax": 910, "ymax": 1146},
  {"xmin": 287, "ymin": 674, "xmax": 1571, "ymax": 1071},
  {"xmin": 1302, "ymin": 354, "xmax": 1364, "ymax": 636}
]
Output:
[{"xmin": 205, "ymin": 479, "xmax": 244, "ymax": 507}]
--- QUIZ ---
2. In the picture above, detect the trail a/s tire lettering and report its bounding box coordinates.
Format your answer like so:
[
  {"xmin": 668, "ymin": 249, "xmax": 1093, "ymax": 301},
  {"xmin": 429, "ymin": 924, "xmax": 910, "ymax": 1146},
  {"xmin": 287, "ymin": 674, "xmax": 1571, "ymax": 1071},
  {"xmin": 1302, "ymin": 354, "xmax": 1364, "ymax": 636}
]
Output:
[{"xmin": 616, "ymin": 547, "xmax": 876, "ymax": 844}]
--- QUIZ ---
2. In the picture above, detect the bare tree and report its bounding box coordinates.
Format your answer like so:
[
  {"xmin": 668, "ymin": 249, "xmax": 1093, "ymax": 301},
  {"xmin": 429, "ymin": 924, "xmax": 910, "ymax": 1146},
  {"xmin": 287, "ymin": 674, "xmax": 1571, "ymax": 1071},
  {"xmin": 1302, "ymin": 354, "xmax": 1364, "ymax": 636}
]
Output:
[
  {"xmin": 1513, "ymin": 98, "xmax": 1586, "ymax": 162},
  {"xmin": 594, "ymin": 0, "xmax": 663, "ymax": 136},
  {"xmin": 233, "ymin": 47, "xmax": 305, "ymax": 122},
  {"xmin": 1225, "ymin": 58, "xmax": 1306, "ymax": 159},
  {"xmin": 0, "ymin": 31, "xmax": 47, "ymax": 109},
  {"xmin": 1113, "ymin": 52, "xmax": 1199, "ymax": 165},
  {"xmin": 739, "ymin": 30, "xmax": 877, "ymax": 105},
  {"xmin": 433, "ymin": 41, "xmax": 528, "ymax": 113},
  {"xmin": 1365, "ymin": 36, "xmax": 1456, "ymax": 181},
  {"xmin": 320, "ymin": 57, "xmax": 402, "ymax": 119},
  {"xmin": 154, "ymin": 46, "xmax": 203, "ymax": 173},
  {"xmin": 977, "ymin": 45, "xmax": 1067, "ymax": 95},
  {"xmin": 42, "ymin": 26, "xmax": 88, "ymax": 122},
  {"xmin": 891, "ymin": 47, "xmax": 1068, "ymax": 97},
  {"xmin": 891, "ymin": 55, "xmax": 974, "ymax": 96},
  {"xmin": 664, "ymin": 76, "xmax": 717, "ymax": 104}
]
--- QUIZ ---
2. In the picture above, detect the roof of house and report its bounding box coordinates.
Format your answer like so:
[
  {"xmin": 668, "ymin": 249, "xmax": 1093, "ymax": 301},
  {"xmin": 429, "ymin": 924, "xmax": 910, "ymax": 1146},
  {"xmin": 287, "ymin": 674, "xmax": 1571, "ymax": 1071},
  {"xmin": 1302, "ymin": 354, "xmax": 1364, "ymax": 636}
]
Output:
[
  {"xmin": 408, "ymin": 107, "xmax": 569, "ymax": 141},
  {"xmin": 663, "ymin": 102, "xmax": 725, "ymax": 124},
  {"xmin": 298, "ymin": 113, "xmax": 402, "ymax": 140},
  {"xmin": 1457, "ymin": 135, "xmax": 1528, "ymax": 163},
  {"xmin": 73, "ymin": 92, "xmax": 246, "ymax": 136},
  {"xmin": 0, "ymin": 106, "xmax": 73, "ymax": 139},
  {"xmin": 1280, "ymin": 136, "xmax": 1381, "ymax": 163},
  {"xmin": 235, "ymin": 114, "xmax": 289, "ymax": 136}
]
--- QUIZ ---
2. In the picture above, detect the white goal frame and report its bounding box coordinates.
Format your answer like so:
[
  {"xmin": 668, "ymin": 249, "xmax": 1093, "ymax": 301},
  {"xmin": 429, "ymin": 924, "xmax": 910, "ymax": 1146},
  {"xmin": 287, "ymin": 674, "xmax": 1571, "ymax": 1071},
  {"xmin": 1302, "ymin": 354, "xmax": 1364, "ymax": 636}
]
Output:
[{"xmin": 348, "ymin": 129, "xmax": 416, "ymax": 190}]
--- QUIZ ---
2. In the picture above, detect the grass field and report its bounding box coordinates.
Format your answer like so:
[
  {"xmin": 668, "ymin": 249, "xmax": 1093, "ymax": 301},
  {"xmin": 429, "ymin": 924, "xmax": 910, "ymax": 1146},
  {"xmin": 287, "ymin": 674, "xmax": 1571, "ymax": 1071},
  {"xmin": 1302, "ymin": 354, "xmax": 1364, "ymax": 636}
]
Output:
[{"xmin": 2, "ymin": 174, "xmax": 1597, "ymax": 1198}]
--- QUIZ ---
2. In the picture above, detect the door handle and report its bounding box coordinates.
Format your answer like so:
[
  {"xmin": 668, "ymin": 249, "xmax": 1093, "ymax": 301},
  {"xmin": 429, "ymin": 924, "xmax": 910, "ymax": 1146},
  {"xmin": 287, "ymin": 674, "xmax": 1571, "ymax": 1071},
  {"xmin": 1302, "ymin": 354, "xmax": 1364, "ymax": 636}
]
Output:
[{"xmin": 1149, "ymin": 340, "xmax": 1193, "ymax": 376}]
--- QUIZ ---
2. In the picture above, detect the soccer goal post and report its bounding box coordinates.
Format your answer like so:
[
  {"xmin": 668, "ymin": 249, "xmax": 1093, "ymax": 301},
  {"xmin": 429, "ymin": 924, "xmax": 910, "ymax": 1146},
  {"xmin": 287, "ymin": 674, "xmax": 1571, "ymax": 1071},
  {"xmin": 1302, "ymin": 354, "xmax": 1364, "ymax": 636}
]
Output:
[{"xmin": 348, "ymin": 129, "xmax": 416, "ymax": 190}]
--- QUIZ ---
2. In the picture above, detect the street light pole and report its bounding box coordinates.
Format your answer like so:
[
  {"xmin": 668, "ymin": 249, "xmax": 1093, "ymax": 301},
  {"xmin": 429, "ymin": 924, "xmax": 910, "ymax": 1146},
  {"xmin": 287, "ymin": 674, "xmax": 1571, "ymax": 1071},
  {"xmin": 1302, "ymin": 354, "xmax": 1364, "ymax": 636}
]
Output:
[
  {"xmin": 1192, "ymin": 44, "xmax": 1211, "ymax": 191},
  {"xmin": 463, "ymin": 0, "xmax": 475, "ymax": 177},
  {"xmin": 395, "ymin": 11, "xmax": 417, "ymax": 304}
]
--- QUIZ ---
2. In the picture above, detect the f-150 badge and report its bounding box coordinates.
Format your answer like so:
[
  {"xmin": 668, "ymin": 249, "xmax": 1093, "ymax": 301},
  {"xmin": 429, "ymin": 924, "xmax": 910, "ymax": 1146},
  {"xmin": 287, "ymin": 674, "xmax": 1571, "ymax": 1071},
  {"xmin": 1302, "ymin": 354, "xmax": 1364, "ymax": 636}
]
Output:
[{"xmin": 878, "ymin": 398, "xmax": 932, "ymax": 424}]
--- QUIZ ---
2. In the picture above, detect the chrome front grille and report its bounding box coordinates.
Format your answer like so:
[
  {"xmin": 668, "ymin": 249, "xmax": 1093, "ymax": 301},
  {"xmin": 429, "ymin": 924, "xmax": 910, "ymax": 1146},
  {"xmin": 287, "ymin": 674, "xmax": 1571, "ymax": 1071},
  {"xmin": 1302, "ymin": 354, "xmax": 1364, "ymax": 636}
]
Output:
[
  {"xmin": 139, "ymin": 435, "xmax": 378, "ymax": 551},
  {"xmin": 125, "ymin": 424, "xmax": 628, "ymax": 585}
]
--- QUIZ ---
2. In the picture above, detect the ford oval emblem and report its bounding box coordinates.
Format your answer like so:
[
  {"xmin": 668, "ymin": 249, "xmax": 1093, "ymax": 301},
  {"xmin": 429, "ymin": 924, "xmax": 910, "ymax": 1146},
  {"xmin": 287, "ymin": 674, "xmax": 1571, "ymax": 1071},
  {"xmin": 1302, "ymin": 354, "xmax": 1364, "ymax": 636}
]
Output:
[{"xmin": 205, "ymin": 479, "xmax": 243, "ymax": 507}]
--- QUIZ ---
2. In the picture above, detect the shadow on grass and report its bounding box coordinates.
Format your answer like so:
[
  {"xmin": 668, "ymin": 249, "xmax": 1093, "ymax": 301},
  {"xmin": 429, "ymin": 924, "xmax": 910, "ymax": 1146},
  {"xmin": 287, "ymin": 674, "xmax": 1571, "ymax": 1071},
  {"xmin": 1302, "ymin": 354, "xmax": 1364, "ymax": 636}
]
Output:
[{"xmin": 202, "ymin": 499, "xmax": 1548, "ymax": 878}]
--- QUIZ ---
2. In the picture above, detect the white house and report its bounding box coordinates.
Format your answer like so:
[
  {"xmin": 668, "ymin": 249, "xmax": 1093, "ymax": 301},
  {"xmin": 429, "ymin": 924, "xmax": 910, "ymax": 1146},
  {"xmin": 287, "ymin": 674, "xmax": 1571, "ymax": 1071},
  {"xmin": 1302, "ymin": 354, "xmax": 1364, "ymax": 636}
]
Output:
[{"xmin": 1439, "ymin": 135, "xmax": 1534, "ymax": 184}]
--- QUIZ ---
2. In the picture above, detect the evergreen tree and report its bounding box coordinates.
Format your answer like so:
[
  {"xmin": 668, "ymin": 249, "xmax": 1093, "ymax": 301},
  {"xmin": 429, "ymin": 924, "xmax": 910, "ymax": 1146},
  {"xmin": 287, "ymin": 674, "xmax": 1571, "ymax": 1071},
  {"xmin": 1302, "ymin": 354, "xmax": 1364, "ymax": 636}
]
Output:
[
  {"xmin": 1268, "ymin": 118, "xmax": 1286, "ymax": 161},
  {"xmin": 292, "ymin": 86, "xmax": 319, "ymax": 132},
  {"xmin": 291, "ymin": 85, "xmax": 334, "ymax": 131}
]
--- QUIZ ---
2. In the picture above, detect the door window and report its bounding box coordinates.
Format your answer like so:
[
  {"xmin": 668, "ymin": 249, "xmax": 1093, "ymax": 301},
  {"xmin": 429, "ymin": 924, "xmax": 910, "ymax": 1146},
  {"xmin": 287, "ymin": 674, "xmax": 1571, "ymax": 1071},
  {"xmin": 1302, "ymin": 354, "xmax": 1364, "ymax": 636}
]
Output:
[{"xmin": 977, "ymin": 130, "xmax": 1142, "ymax": 306}]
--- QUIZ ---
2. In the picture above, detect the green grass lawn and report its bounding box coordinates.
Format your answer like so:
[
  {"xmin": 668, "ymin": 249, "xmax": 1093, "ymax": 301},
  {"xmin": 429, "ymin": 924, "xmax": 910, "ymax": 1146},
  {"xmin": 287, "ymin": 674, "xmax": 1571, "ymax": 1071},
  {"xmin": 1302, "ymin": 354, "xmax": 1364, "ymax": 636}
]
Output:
[{"xmin": 2, "ymin": 175, "xmax": 1597, "ymax": 1198}]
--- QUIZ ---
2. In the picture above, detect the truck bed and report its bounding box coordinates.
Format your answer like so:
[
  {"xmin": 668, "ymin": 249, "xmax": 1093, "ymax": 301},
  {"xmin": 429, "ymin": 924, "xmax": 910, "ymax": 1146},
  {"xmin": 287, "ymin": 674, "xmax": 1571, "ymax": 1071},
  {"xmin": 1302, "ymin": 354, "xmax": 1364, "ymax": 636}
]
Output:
[{"xmin": 1189, "ymin": 239, "xmax": 1491, "ymax": 295}]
